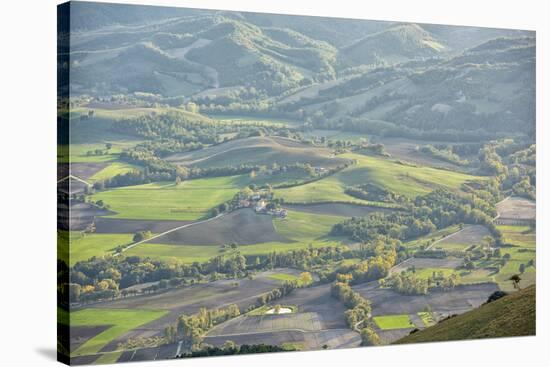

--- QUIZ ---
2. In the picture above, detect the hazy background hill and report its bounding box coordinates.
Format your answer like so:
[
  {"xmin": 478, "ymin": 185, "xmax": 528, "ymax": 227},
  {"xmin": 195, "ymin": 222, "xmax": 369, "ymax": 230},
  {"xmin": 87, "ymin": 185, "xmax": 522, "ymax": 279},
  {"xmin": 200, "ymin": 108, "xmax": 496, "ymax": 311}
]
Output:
[{"xmin": 62, "ymin": 1, "xmax": 535, "ymax": 138}]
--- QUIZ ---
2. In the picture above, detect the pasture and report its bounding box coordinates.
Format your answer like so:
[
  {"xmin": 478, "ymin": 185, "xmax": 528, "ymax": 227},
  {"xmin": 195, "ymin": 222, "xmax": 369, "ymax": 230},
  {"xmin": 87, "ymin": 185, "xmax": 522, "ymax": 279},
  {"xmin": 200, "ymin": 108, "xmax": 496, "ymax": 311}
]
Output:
[
  {"xmin": 91, "ymin": 176, "xmax": 242, "ymax": 221},
  {"xmin": 69, "ymin": 233, "xmax": 133, "ymax": 266},
  {"xmin": 90, "ymin": 162, "xmax": 141, "ymax": 182},
  {"xmin": 373, "ymin": 315, "xmax": 415, "ymax": 330}
]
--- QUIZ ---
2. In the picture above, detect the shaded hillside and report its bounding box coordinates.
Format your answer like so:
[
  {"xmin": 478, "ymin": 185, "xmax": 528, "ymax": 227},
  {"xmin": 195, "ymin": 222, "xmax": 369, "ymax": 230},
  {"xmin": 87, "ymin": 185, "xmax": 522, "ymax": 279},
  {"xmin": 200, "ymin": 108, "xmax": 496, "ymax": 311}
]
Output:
[
  {"xmin": 280, "ymin": 36, "xmax": 535, "ymax": 138},
  {"xmin": 395, "ymin": 285, "xmax": 536, "ymax": 344}
]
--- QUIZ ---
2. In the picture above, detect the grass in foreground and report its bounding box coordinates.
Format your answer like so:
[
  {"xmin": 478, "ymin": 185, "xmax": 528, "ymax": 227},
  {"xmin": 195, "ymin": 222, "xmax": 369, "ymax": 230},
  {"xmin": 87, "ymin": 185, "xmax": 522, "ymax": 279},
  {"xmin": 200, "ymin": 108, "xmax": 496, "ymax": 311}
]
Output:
[
  {"xmin": 373, "ymin": 314, "xmax": 415, "ymax": 330},
  {"xmin": 71, "ymin": 308, "xmax": 168, "ymax": 357},
  {"xmin": 395, "ymin": 285, "xmax": 536, "ymax": 344}
]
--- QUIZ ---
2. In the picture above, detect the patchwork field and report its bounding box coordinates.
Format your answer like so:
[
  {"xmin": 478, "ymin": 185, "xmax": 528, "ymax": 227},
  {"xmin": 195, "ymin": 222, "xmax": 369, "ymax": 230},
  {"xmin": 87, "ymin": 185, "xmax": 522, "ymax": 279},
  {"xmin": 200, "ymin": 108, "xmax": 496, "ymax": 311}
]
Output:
[
  {"xmin": 70, "ymin": 308, "xmax": 168, "ymax": 356},
  {"xmin": 85, "ymin": 271, "xmax": 299, "ymax": 349},
  {"xmin": 204, "ymin": 283, "xmax": 361, "ymax": 350},
  {"xmin": 494, "ymin": 225, "xmax": 536, "ymax": 291},
  {"xmin": 353, "ymin": 282, "xmax": 499, "ymax": 318},
  {"xmin": 373, "ymin": 314, "xmax": 416, "ymax": 330}
]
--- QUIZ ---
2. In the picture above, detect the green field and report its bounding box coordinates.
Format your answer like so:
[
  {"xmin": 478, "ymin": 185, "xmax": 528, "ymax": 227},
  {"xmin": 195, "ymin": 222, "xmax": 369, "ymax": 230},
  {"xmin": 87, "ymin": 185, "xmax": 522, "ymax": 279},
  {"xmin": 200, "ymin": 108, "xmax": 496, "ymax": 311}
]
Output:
[
  {"xmin": 90, "ymin": 162, "xmax": 141, "ymax": 182},
  {"xmin": 126, "ymin": 210, "xmax": 346, "ymax": 263},
  {"xmin": 69, "ymin": 233, "xmax": 134, "ymax": 265},
  {"xmin": 276, "ymin": 153, "xmax": 480, "ymax": 204},
  {"xmin": 58, "ymin": 142, "xmax": 136, "ymax": 163},
  {"xmin": 71, "ymin": 308, "xmax": 168, "ymax": 356},
  {"xmin": 373, "ymin": 314, "xmax": 415, "ymax": 330},
  {"xmin": 500, "ymin": 225, "xmax": 536, "ymax": 248},
  {"xmin": 91, "ymin": 176, "xmax": 244, "ymax": 220}
]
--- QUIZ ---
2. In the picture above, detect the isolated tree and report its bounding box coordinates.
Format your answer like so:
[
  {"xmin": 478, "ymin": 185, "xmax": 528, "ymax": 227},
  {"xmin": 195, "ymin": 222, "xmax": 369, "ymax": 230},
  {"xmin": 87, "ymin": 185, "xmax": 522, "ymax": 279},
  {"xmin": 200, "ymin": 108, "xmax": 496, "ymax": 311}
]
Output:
[
  {"xmin": 299, "ymin": 272, "xmax": 313, "ymax": 287},
  {"xmin": 509, "ymin": 274, "xmax": 522, "ymax": 289},
  {"xmin": 519, "ymin": 263, "xmax": 526, "ymax": 274},
  {"xmin": 105, "ymin": 143, "xmax": 112, "ymax": 150}
]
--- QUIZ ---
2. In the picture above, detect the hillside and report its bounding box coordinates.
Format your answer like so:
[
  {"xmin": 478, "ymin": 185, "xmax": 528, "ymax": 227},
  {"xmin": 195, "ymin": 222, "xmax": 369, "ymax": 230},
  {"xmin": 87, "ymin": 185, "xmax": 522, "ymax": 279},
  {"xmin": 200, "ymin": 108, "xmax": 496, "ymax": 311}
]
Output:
[
  {"xmin": 165, "ymin": 136, "xmax": 350, "ymax": 169},
  {"xmin": 342, "ymin": 24, "xmax": 445, "ymax": 66},
  {"xmin": 395, "ymin": 285, "xmax": 536, "ymax": 344}
]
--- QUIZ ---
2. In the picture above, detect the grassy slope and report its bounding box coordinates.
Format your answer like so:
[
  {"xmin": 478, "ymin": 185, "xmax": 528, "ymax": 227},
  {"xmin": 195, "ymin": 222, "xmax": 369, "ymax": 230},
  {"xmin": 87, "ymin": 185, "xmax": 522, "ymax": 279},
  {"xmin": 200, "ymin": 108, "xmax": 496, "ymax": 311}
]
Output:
[
  {"xmin": 89, "ymin": 162, "xmax": 141, "ymax": 182},
  {"xmin": 395, "ymin": 285, "xmax": 536, "ymax": 344},
  {"xmin": 91, "ymin": 176, "xmax": 243, "ymax": 221},
  {"xmin": 277, "ymin": 153, "xmax": 481, "ymax": 203},
  {"xmin": 71, "ymin": 308, "xmax": 168, "ymax": 356},
  {"xmin": 166, "ymin": 136, "xmax": 348, "ymax": 169}
]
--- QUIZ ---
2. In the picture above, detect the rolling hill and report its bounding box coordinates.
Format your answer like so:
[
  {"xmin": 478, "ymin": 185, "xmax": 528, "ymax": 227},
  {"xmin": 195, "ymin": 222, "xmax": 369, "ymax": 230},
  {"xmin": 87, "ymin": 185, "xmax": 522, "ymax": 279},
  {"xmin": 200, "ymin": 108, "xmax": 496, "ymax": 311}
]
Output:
[
  {"xmin": 341, "ymin": 24, "xmax": 446, "ymax": 66},
  {"xmin": 165, "ymin": 136, "xmax": 351, "ymax": 169},
  {"xmin": 395, "ymin": 285, "xmax": 536, "ymax": 344}
]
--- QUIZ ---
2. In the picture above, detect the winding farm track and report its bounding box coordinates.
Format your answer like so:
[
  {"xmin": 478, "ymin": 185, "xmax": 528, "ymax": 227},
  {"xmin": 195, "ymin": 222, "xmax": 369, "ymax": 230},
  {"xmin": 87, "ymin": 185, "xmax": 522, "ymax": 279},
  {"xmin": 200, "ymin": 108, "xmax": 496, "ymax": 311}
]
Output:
[{"xmin": 57, "ymin": 174, "xmax": 92, "ymax": 187}]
